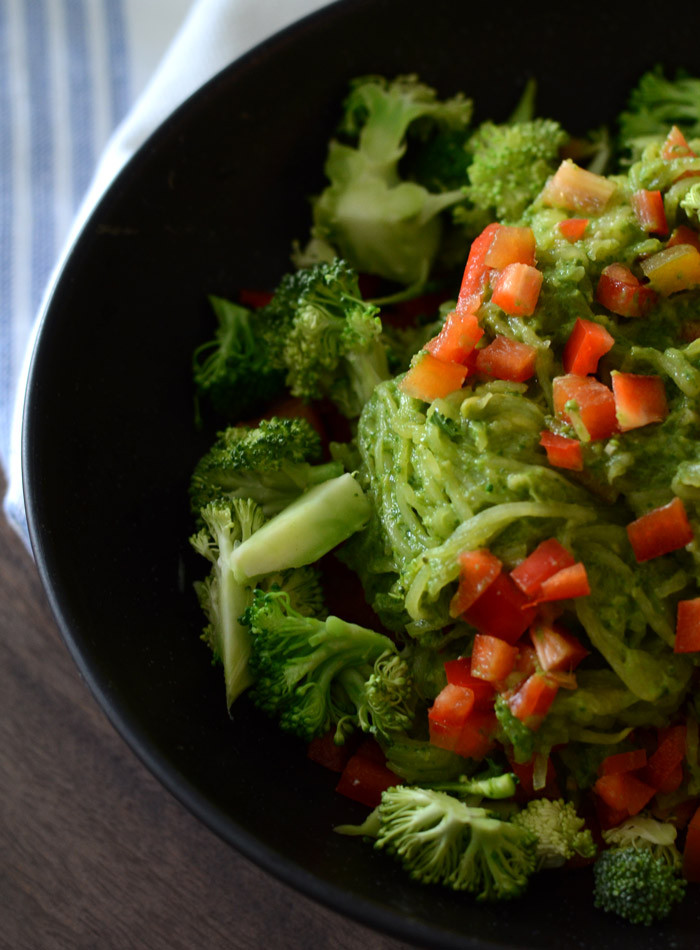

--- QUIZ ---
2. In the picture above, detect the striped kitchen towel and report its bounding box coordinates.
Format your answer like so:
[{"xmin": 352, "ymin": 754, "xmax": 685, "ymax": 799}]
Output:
[{"xmin": 1, "ymin": 0, "xmax": 331, "ymax": 549}]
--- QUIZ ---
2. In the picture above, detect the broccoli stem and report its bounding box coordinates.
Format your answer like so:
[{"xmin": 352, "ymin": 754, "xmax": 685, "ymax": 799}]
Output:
[{"xmin": 230, "ymin": 473, "xmax": 371, "ymax": 582}]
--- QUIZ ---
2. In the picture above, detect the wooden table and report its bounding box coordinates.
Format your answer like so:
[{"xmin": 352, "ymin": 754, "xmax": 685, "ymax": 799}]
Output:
[{"xmin": 0, "ymin": 487, "xmax": 412, "ymax": 950}]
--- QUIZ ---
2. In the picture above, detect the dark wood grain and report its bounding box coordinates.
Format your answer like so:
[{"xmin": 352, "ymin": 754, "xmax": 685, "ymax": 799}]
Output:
[{"xmin": 0, "ymin": 494, "xmax": 412, "ymax": 950}]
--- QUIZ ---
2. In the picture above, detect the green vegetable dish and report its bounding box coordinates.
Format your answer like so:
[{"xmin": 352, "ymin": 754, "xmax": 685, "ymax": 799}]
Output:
[{"xmin": 188, "ymin": 68, "xmax": 700, "ymax": 925}]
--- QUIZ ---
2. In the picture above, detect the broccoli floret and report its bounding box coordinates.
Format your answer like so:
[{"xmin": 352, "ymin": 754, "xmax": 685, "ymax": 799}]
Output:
[
  {"xmin": 242, "ymin": 588, "xmax": 413, "ymax": 742},
  {"xmin": 192, "ymin": 296, "xmax": 285, "ymax": 419},
  {"xmin": 190, "ymin": 499, "xmax": 325, "ymax": 709},
  {"xmin": 619, "ymin": 67, "xmax": 700, "ymax": 150},
  {"xmin": 369, "ymin": 786, "xmax": 537, "ymax": 900},
  {"xmin": 305, "ymin": 75, "xmax": 472, "ymax": 288},
  {"xmin": 593, "ymin": 847, "xmax": 686, "ymax": 926},
  {"xmin": 602, "ymin": 814, "xmax": 681, "ymax": 866},
  {"xmin": 190, "ymin": 498, "xmax": 266, "ymax": 707},
  {"xmin": 466, "ymin": 118, "xmax": 569, "ymax": 222},
  {"xmin": 269, "ymin": 259, "xmax": 389, "ymax": 418},
  {"xmin": 512, "ymin": 798, "xmax": 596, "ymax": 869},
  {"xmin": 189, "ymin": 416, "xmax": 343, "ymax": 516}
]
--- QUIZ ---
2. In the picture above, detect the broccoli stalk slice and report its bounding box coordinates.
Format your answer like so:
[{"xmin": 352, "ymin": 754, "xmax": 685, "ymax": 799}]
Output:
[
  {"xmin": 190, "ymin": 499, "xmax": 266, "ymax": 707},
  {"xmin": 426, "ymin": 772, "xmax": 518, "ymax": 802},
  {"xmin": 335, "ymin": 650, "xmax": 415, "ymax": 741},
  {"xmin": 230, "ymin": 472, "xmax": 371, "ymax": 582}
]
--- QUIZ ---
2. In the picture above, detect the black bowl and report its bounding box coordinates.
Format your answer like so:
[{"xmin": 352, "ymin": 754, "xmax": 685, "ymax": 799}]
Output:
[{"xmin": 22, "ymin": 1, "xmax": 700, "ymax": 947}]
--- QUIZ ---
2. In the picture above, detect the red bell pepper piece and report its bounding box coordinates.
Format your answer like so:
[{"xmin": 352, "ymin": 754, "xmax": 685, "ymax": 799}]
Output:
[
  {"xmin": 593, "ymin": 772, "xmax": 656, "ymax": 816},
  {"xmin": 529, "ymin": 620, "xmax": 589, "ymax": 672},
  {"xmin": 428, "ymin": 683, "xmax": 477, "ymax": 752},
  {"xmin": 595, "ymin": 262, "xmax": 656, "ymax": 318},
  {"xmin": 464, "ymin": 572, "xmax": 538, "ymax": 644},
  {"xmin": 675, "ymin": 598, "xmax": 700, "ymax": 653},
  {"xmin": 453, "ymin": 708, "xmax": 498, "ymax": 760},
  {"xmin": 475, "ymin": 334, "xmax": 538, "ymax": 383},
  {"xmin": 307, "ymin": 731, "xmax": 355, "ymax": 773},
  {"xmin": 668, "ymin": 224, "xmax": 700, "ymax": 253},
  {"xmin": 510, "ymin": 538, "xmax": 576, "ymax": 597},
  {"xmin": 626, "ymin": 496, "xmax": 694, "ymax": 562},
  {"xmin": 443, "ymin": 657, "xmax": 496, "ymax": 709},
  {"xmin": 449, "ymin": 548, "xmax": 502, "ymax": 617},
  {"xmin": 683, "ymin": 805, "xmax": 700, "ymax": 881},
  {"xmin": 641, "ymin": 725, "xmax": 687, "ymax": 791},
  {"xmin": 507, "ymin": 672, "xmax": 560, "ymax": 730},
  {"xmin": 558, "ymin": 217, "xmax": 588, "ymax": 242},
  {"xmin": 483, "ymin": 225, "xmax": 536, "ymax": 269},
  {"xmin": 335, "ymin": 752, "xmax": 401, "ymax": 808},
  {"xmin": 539, "ymin": 431, "xmax": 583, "ymax": 471},
  {"xmin": 562, "ymin": 318, "xmax": 614, "ymax": 376},
  {"xmin": 490, "ymin": 263, "xmax": 543, "ymax": 317},
  {"xmin": 552, "ymin": 374, "xmax": 618, "ymax": 441},
  {"xmin": 526, "ymin": 562, "xmax": 591, "ymax": 606},
  {"xmin": 611, "ymin": 371, "xmax": 668, "ymax": 431},
  {"xmin": 631, "ymin": 189, "xmax": 668, "ymax": 235},
  {"xmin": 470, "ymin": 633, "xmax": 519, "ymax": 683},
  {"xmin": 598, "ymin": 749, "xmax": 648, "ymax": 776},
  {"xmin": 400, "ymin": 351, "xmax": 469, "ymax": 402},
  {"xmin": 662, "ymin": 125, "xmax": 696, "ymax": 160},
  {"xmin": 425, "ymin": 310, "xmax": 484, "ymax": 364},
  {"xmin": 456, "ymin": 223, "xmax": 501, "ymax": 314}
]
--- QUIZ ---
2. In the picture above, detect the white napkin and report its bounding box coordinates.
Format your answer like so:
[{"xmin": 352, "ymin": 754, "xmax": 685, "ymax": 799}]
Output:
[{"xmin": 1, "ymin": 0, "xmax": 331, "ymax": 547}]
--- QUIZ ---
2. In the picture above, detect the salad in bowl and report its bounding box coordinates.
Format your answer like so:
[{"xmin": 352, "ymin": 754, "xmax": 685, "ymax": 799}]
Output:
[{"xmin": 187, "ymin": 67, "xmax": 700, "ymax": 927}]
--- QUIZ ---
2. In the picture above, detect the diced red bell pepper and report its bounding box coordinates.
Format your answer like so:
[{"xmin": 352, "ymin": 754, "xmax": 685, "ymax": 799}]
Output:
[
  {"xmin": 562, "ymin": 318, "xmax": 615, "ymax": 376},
  {"xmin": 595, "ymin": 262, "xmax": 656, "ymax": 318},
  {"xmin": 475, "ymin": 335, "xmax": 538, "ymax": 383},
  {"xmin": 449, "ymin": 548, "xmax": 502, "ymax": 617},
  {"xmin": 529, "ymin": 620, "xmax": 589, "ymax": 672},
  {"xmin": 662, "ymin": 125, "xmax": 697, "ymax": 161},
  {"xmin": 470, "ymin": 633, "xmax": 519, "ymax": 683},
  {"xmin": 456, "ymin": 223, "xmax": 501, "ymax": 314},
  {"xmin": 526, "ymin": 562, "xmax": 590, "ymax": 605},
  {"xmin": 598, "ymin": 748, "xmax": 648, "ymax": 776},
  {"xmin": 552, "ymin": 374, "xmax": 618, "ymax": 441},
  {"xmin": 454, "ymin": 708, "xmax": 498, "ymax": 760},
  {"xmin": 307, "ymin": 730, "xmax": 355, "ymax": 773},
  {"xmin": 239, "ymin": 288, "xmax": 274, "ymax": 308},
  {"xmin": 443, "ymin": 657, "xmax": 496, "ymax": 709},
  {"xmin": 626, "ymin": 496, "xmax": 694, "ymax": 562},
  {"xmin": 641, "ymin": 725, "xmax": 687, "ymax": 791},
  {"xmin": 464, "ymin": 572, "xmax": 538, "ymax": 644},
  {"xmin": 490, "ymin": 263, "xmax": 543, "ymax": 317},
  {"xmin": 335, "ymin": 752, "xmax": 401, "ymax": 808},
  {"xmin": 668, "ymin": 225, "xmax": 700, "ymax": 253},
  {"xmin": 542, "ymin": 160, "xmax": 616, "ymax": 214},
  {"xmin": 683, "ymin": 805, "xmax": 700, "ymax": 882},
  {"xmin": 428, "ymin": 683, "xmax": 476, "ymax": 744},
  {"xmin": 539, "ymin": 431, "xmax": 583, "ymax": 471},
  {"xmin": 507, "ymin": 672, "xmax": 560, "ymax": 730},
  {"xmin": 640, "ymin": 244, "xmax": 700, "ymax": 295},
  {"xmin": 558, "ymin": 217, "xmax": 588, "ymax": 242},
  {"xmin": 400, "ymin": 351, "xmax": 469, "ymax": 402},
  {"xmin": 511, "ymin": 538, "xmax": 576, "ymax": 597},
  {"xmin": 595, "ymin": 796, "xmax": 630, "ymax": 831},
  {"xmin": 631, "ymin": 189, "xmax": 668, "ymax": 235},
  {"xmin": 593, "ymin": 771, "xmax": 656, "ymax": 816},
  {"xmin": 425, "ymin": 310, "xmax": 484, "ymax": 365},
  {"xmin": 675, "ymin": 598, "xmax": 700, "ymax": 653},
  {"xmin": 611, "ymin": 371, "xmax": 669, "ymax": 431},
  {"xmin": 483, "ymin": 225, "xmax": 536, "ymax": 269},
  {"xmin": 656, "ymin": 762, "xmax": 685, "ymax": 795}
]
